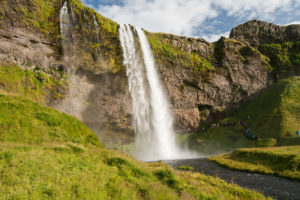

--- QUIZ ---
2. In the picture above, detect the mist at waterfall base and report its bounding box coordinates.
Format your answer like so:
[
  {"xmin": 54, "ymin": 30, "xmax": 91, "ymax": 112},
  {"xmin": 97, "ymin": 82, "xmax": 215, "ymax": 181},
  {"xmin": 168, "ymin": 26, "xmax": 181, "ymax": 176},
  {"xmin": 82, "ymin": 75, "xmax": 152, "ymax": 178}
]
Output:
[{"xmin": 119, "ymin": 24, "xmax": 199, "ymax": 161}]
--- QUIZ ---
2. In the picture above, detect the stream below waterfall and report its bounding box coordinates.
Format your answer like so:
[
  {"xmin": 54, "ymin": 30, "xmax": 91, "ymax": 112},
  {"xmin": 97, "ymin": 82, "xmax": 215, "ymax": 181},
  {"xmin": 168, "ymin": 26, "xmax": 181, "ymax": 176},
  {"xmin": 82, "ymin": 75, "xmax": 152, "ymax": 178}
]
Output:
[{"xmin": 164, "ymin": 158, "xmax": 300, "ymax": 200}]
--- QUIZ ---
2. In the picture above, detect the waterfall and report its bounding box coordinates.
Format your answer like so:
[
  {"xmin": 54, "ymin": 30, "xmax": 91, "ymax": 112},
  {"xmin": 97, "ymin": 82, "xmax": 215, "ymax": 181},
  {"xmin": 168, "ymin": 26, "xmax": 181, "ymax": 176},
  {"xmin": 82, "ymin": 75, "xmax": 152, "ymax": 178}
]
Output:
[
  {"xmin": 119, "ymin": 25, "xmax": 153, "ymax": 160},
  {"xmin": 94, "ymin": 14, "xmax": 100, "ymax": 41},
  {"xmin": 59, "ymin": 1, "xmax": 73, "ymax": 53},
  {"xmin": 59, "ymin": 1, "xmax": 70, "ymax": 42},
  {"xmin": 120, "ymin": 25, "xmax": 195, "ymax": 161}
]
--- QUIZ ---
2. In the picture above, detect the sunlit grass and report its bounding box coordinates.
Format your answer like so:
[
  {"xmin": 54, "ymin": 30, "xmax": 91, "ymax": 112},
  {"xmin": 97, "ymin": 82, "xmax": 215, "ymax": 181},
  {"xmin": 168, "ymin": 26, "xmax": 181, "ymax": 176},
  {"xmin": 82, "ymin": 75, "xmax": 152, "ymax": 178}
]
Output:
[{"xmin": 210, "ymin": 146, "xmax": 300, "ymax": 180}]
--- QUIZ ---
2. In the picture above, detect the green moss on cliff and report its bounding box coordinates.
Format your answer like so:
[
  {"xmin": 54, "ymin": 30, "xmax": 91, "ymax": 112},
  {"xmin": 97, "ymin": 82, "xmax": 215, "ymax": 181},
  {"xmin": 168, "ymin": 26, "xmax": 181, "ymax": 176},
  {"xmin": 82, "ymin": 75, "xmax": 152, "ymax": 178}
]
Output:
[
  {"xmin": 0, "ymin": 62, "xmax": 67, "ymax": 104},
  {"xmin": 259, "ymin": 41, "xmax": 300, "ymax": 79},
  {"xmin": 146, "ymin": 32, "xmax": 214, "ymax": 72},
  {"xmin": 69, "ymin": 0, "xmax": 123, "ymax": 73}
]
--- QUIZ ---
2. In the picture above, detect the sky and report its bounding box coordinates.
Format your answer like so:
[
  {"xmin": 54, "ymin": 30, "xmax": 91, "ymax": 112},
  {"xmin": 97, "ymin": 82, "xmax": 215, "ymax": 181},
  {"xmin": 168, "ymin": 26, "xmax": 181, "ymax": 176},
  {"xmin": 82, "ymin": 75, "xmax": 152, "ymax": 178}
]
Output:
[{"xmin": 81, "ymin": 0, "xmax": 300, "ymax": 42}]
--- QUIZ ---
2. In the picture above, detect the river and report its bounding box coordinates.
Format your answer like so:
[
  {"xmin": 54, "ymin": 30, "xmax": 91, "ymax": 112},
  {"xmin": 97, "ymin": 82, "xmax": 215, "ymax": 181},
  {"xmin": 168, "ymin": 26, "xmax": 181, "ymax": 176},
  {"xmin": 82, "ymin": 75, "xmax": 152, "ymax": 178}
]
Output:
[{"xmin": 164, "ymin": 158, "xmax": 300, "ymax": 200}]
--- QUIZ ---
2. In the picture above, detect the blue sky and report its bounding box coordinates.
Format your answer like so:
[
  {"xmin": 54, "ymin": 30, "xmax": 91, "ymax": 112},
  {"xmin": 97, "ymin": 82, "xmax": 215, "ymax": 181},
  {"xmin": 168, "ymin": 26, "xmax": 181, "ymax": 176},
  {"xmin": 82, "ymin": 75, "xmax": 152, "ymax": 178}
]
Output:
[{"xmin": 82, "ymin": 0, "xmax": 300, "ymax": 42}]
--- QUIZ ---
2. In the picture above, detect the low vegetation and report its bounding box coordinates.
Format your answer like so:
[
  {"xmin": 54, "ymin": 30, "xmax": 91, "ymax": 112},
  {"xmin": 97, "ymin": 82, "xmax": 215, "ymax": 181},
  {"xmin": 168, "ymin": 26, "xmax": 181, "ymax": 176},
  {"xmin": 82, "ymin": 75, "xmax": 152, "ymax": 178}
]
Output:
[
  {"xmin": 210, "ymin": 146, "xmax": 300, "ymax": 180},
  {"xmin": 0, "ymin": 93, "xmax": 269, "ymax": 199}
]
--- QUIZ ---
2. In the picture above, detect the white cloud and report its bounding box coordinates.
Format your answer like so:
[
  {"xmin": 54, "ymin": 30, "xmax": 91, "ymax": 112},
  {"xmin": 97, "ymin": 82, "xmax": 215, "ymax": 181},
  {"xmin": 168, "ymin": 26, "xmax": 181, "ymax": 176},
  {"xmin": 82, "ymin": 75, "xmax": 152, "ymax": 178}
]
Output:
[
  {"xmin": 96, "ymin": 0, "xmax": 300, "ymax": 39},
  {"xmin": 202, "ymin": 31, "xmax": 230, "ymax": 42},
  {"xmin": 284, "ymin": 21, "xmax": 300, "ymax": 25},
  {"xmin": 98, "ymin": 0, "xmax": 217, "ymax": 36},
  {"xmin": 212, "ymin": 0, "xmax": 294, "ymax": 19}
]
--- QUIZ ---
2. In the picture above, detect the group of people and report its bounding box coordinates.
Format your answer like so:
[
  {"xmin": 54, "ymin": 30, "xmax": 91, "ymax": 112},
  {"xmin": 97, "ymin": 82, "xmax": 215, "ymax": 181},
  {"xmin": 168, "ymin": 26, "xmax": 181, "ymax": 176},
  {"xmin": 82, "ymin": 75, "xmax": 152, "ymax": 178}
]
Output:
[{"xmin": 239, "ymin": 121, "xmax": 260, "ymax": 141}]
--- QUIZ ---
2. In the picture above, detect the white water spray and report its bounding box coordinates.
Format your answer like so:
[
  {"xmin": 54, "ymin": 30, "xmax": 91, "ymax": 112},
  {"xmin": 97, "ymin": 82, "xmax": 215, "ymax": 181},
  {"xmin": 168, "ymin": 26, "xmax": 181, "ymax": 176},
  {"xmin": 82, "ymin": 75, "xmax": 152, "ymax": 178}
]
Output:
[{"xmin": 120, "ymin": 25, "xmax": 196, "ymax": 161}]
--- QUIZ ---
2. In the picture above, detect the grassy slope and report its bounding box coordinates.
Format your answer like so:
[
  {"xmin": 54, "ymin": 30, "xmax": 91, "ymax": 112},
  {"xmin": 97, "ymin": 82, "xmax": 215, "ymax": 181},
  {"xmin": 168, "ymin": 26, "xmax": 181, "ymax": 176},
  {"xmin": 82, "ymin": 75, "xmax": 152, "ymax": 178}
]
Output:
[
  {"xmin": 209, "ymin": 146, "xmax": 300, "ymax": 180},
  {"xmin": 0, "ymin": 94, "xmax": 269, "ymax": 199},
  {"xmin": 225, "ymin": 76, "xmax": 300, "ymax": 139},
  {"xmin": 181, "ymin": 76, "xmax": 300, "ymax": 154}
]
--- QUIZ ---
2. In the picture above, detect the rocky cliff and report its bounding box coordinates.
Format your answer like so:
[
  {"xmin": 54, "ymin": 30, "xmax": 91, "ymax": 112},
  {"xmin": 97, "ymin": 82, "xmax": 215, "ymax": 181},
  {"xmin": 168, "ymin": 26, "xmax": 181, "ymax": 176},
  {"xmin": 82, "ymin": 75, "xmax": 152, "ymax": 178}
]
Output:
[{"xmin": 0, "ymin": 0, "xmax": 299, "ymax": 146}]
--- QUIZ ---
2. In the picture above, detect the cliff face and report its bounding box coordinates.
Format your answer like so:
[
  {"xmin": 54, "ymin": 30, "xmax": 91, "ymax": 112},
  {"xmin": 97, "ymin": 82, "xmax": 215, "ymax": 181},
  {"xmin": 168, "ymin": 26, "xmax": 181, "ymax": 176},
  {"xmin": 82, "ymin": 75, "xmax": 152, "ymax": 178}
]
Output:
[
  {"xmin": 0, "ymin": 0, "xmax": 299, "ymax": 146},
  {"xmin": 146, "ymin": 33, "xmax": 270, "ymax": 131},
  {"xmin": 230, "ymin": 20, "xmax": 300, "ymax": 46}
]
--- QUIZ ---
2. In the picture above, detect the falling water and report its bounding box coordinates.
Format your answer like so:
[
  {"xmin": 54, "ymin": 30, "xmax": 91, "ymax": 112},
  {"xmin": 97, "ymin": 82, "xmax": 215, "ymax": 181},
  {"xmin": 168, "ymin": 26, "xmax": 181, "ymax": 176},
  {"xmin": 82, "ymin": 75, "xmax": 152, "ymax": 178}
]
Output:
[
  {"xmin": 59, "ymin": 1, "xmax": 70, "ymax": 42},
  {"xmin": 119, "ymin": 25, "xmax": 152, "ymax": 160},
  {"xmin": 59, "ymin": 1, "xmax": 73, "ymax": 53},
  {"xmin": 120, "ymin": 25, "xmax": 196, "ymax": 161}
]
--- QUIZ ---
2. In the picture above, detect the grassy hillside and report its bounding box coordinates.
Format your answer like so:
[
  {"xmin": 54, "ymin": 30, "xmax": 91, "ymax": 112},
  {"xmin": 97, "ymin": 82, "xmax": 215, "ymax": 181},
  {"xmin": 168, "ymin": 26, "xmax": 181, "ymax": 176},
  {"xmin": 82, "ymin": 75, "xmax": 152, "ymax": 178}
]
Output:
[
  {"xmin": 225, "ymin": 76, "xmax": 300, "ymax": 138},
  {"xmin": 181, "ymin": 76, "xmax": 300, "ymax": 154},
  {"xmin": 0, "ymin": 94, "xmax": 101, "ymax": 146},
  {"xmin": 210, "ymin": 146, "xmax": 300, "ymax": 180},
  {"xmin": 0, "ymin": 93, "xmax": 269, "ymax": 199}
]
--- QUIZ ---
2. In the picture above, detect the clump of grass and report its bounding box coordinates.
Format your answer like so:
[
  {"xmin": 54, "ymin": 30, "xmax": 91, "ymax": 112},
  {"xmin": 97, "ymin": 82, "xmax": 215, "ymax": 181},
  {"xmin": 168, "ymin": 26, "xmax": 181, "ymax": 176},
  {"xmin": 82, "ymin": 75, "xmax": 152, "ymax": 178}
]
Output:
[
  {"xmin": 176, "ymin": 165, "xmax": 194, "ymax": 171},
  {"xmin": 210, "ymin": 146, "xmax": 300, "ymax": 180},
  {"xmin": 154, "ymin": 169, "xmax": 183, "ymax": 192}
]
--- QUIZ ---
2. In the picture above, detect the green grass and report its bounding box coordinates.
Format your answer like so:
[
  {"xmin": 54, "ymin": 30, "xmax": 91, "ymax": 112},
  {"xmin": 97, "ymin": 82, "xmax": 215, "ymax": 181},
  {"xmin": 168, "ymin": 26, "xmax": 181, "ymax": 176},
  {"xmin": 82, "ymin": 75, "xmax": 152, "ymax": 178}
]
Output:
[
  {"xmin": 176, "ymin": 165, "xmax": 194, "ymax": 171},
  {"xmin": 0, "ymin": 94, "xmax": 100, "ymax": 146},
  {"xmin": 0, "ymin": 93, "xmax": 270, "ymax": 199},
  {"xmin": 0, "ymin": 62, "xmax": 67, "ymax": 104},
  {"xmin": 209, "ymin": 146, "xmax": 300, "ymax": 180}
]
